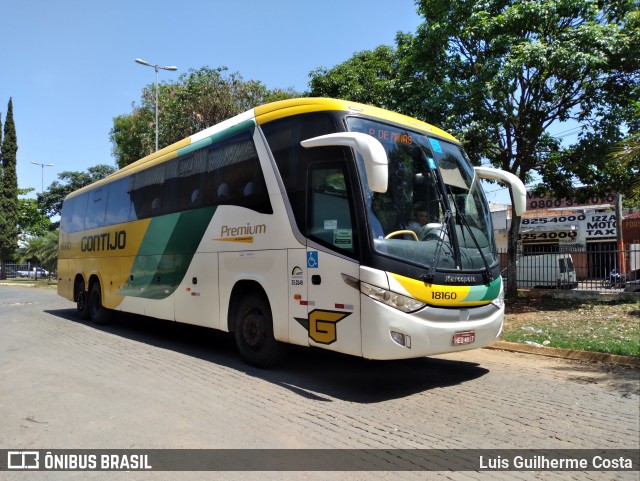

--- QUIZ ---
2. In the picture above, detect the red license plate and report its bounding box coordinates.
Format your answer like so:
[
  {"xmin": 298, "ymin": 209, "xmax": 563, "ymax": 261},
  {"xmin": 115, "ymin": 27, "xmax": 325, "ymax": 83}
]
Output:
[{"xmin": 453, "ymin": 331, "xmax": 475, "ymax": 346}]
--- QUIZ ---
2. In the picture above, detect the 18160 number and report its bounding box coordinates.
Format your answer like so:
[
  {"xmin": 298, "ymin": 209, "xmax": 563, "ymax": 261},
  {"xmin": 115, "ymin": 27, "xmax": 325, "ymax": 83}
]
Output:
[{"xmin": 432, "ymin": 291, "xmax": 457, "ymax": 300}]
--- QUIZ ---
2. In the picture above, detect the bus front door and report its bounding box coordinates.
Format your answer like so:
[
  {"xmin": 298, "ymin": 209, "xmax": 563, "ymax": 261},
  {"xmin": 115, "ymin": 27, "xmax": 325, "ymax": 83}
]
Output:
[{"xmin": 304, "ymin": 163, "xmax": 362, "ymax": 357}]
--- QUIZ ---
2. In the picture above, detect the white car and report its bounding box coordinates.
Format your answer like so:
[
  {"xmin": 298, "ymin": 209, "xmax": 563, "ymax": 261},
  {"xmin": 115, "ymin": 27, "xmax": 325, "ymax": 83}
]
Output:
[{"xmin": 18, "ymin": 267, "xmax": 49, "ymax": 278}]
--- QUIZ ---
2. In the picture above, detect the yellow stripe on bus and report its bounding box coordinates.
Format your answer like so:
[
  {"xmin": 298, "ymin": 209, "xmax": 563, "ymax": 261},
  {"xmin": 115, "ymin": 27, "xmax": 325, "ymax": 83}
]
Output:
[
  {"xmin": 389, "ymin": 272, "xmax": 491, "ymax": 307},
  {"xmin": 255, "ymin": 98, "xmax": 457, "ymax": 142},
  {"xmin": 255, "ymin": 99, "xmax": 346, "ymax": 125},
  {"xmin": 59, "ymin": 218, "xmax": 152, "ymax": 309}
]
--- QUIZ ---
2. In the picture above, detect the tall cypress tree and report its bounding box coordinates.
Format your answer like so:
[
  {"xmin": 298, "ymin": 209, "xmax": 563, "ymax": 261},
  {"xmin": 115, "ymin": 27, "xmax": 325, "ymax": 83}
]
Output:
[
  {"xmin": 0, "ymin": 107, "xmax": 4, "ymax": 279},
  {"xmin": 0, "ymin": 98, "xmax": 18, "ymax": 280}
]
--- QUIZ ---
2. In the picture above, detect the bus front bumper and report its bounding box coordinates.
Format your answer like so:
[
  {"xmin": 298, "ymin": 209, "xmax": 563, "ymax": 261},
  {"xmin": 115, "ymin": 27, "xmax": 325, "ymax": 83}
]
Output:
[{"xmin": 360, "ymin": 295, "xmax": 504, "ymax": 360}]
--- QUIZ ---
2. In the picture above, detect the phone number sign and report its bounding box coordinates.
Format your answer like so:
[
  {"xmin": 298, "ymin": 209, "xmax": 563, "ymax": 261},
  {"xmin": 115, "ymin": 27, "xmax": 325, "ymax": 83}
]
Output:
[
  {"xmin": 526, "ymin": 192, "xmax": 616, "ymax": 210},
  {"xmin": 519, "ymin": 214, "xmax": 618, "ymax": 242}
]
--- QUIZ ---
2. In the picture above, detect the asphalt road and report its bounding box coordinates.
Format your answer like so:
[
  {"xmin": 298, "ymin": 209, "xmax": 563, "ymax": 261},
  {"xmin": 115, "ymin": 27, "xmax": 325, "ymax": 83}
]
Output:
[{"xmin": 1, "ymin": 285, "xmax": 638, "ymax": 481}]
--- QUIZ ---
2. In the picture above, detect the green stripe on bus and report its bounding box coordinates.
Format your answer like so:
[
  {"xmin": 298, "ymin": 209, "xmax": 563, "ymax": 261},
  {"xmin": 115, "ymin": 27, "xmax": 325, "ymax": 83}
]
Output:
[
  {"xmin": 118, "ymin": 206, "xmax": 217, "ymax": 300},
  {"xmin": 463, "ymin": 276, "xmax": 502, "ymax": 302}
]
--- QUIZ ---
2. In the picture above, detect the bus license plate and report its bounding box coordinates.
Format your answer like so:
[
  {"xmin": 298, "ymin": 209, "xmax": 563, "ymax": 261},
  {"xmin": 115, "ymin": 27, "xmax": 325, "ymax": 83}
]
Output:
[{"xmin": 453, "ymin": 331, "xmax": 475, "ymax": 345}]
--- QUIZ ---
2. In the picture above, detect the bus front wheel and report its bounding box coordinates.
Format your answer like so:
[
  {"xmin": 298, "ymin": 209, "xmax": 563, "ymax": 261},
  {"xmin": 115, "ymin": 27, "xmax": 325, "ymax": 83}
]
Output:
[
  {"xmin": 76, "ymin": 279, "xmax": 90, "ymax": 320},
  {"xmin": 234, "ymin": 292, "xmax": 284, "ymax": 368},
  {"xmin": 89, "ymin": 281, "xmax": 113, "ymax": 325}
]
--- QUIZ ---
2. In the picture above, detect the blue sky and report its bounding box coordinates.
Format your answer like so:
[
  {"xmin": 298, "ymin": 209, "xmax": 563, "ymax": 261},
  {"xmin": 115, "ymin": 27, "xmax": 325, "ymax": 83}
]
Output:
[
  {"xmin": 2, "ymin": 0, "xmax": 520, "ymax": 205},
  {"xmin": 2, "ymin": 0, "xmax": 420, "ymax": 196}
]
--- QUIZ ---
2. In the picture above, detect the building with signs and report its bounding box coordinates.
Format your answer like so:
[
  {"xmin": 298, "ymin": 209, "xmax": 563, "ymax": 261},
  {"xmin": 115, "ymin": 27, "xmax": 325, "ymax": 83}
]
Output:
[
  {"xmin": 623, "ymin": 211, "xmax": 640, "ymax": 244},
  {"xmin": 492, "ymin": 191, "xmax": 640, "ymax": 280}
]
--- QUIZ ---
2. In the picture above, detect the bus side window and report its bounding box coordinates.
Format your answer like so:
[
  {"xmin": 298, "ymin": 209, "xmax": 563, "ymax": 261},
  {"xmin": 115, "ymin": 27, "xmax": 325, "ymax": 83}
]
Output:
[
  {"xmin": 205, "ymin": 134, "xmax": 272, "ymax": 214},
  {"xmin": 237, "ymin": 157, "xmax": 271, "ymax": 214},
  {"xmin": 130, "ymin": 164, "xmax": 165, "ymax": 220},
  {"xmin": 308, "ymin": 165, "xmax": 356, "ymax": 255},
  {"xmin": 261, "ymin": 113, "xmax": 340, "ymax": 234},
  {"xmin": 105, "ymin": 177, "xmax": 133, "ymax": 226},
  {"xmin": 183, "ymin": 149, "xmax": 207, "ymax": 210},
  {"xmin": 60, "ymin": 196, "xmax": 75, "ymax": 233},
  {"xmin": 85, "ymin": 188, "xmax": 107, "ymax": 229},
  {"xmin": 163, "ymin": 152, "xmax": 206, "ymax": 214},
  {"xmin": 71, "ymin": 194, "xmax": 88, "ymax": 232}
]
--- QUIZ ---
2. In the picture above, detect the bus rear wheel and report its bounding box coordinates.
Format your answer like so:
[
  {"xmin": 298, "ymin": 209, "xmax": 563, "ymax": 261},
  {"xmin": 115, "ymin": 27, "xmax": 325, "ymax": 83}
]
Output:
[
  {"xmin": 76, "ymin": 279, "xmax": 90, "ymax": 320},
  {"xmin": 89, "ymin": 281, "xmax": 113, "ymax": 325},
  {"xmin": 234, "ymin": 292, "xmax": 284, "ymax": 368}
]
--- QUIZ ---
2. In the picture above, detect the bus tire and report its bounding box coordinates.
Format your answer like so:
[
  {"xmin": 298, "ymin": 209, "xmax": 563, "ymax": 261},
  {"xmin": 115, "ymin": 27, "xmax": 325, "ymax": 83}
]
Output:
[
  {"xmin": 76, "ymin": 279, "xmax": 90, "ymax": 320},
  {"xmin": 89, "ymin": 281, "xmax": 113, "ymax": 325},
  {"xmin": 234, "ymin": 292, "xmax": 284, "ymax": 368}
]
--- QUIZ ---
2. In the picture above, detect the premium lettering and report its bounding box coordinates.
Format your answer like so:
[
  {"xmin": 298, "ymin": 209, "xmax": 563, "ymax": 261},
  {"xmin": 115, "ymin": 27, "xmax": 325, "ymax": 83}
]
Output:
[{"xmin": 220, "ymin": 223, "xmax": 266, "ymax": 237}]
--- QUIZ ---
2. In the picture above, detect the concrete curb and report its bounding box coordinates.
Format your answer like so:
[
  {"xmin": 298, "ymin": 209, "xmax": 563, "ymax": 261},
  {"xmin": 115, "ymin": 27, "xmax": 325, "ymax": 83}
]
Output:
[
  {"xmin": 518, "ymin": 288, "xmax": 640, "ymax": 302},
  {"xmin": 487, "ymin": 341, "xmax": 640, "ymax": 368}
]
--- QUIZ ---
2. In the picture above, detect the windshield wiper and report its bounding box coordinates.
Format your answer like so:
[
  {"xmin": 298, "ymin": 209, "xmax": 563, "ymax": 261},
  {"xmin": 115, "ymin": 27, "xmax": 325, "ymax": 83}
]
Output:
[
  {"xmin": 421, "ymin": 210, "xmax": 451, "ymax": 284},
  {"xmin": 419, "ymin": 153, "xmax": 462, "ymax": 283},
  {"xmin": 454, "ymin": 206, "xmax": 494, "ymax": 284}
]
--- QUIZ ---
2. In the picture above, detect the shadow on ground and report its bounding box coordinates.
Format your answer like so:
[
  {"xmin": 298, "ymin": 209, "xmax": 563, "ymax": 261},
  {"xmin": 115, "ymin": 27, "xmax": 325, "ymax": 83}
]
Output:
[
  {"xmin": 46, "ymin": 308, "xmax": 489, "ymax": 404},
  {"xmin": 549, "ymin": 363, "xmax": 640, "ymax": 398}
]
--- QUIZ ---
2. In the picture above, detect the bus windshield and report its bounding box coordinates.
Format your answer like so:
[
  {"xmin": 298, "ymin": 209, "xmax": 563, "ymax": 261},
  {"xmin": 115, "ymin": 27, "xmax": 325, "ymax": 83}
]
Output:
[{"xmin": 346, "ymin": 117, "xmax": 497, "ymax": 275}]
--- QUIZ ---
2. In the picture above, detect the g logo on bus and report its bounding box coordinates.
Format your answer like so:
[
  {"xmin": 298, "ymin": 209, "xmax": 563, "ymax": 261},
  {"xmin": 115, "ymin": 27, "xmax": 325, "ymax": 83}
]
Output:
[{"xmin": 294, "ymin": 309, "xmax": 350, "ymax": 345}]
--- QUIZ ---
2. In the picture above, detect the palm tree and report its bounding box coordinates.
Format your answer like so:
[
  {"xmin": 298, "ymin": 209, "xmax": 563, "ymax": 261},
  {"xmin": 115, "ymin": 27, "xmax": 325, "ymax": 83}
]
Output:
[
  {"xmin": 20, "ymin": 230, "xmax": 59, "ymax": 277},
  {"xmin": 609, "ymin": 131, "xmax": 640, "ymax": 202}
]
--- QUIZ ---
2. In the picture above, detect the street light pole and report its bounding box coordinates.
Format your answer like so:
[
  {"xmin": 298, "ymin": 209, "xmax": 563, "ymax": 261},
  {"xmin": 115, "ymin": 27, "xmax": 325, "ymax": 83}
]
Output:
[
  {"xmin": 30, "ymin": 161, "xmax": 54, "ymax": 193},
  {"xmin": 29, "ymin": 161, "xmax": 54, "ymax": 281},
  {"xmin": 135, "ymin": 58, "xmax": 178, "ymax": 151}
]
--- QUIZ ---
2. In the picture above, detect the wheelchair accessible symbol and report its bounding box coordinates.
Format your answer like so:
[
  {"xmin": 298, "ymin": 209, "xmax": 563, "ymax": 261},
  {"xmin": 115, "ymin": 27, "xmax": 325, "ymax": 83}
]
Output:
[{"xmin": 307, "ymin": 251, "xmax": 319, "ymax": 268}]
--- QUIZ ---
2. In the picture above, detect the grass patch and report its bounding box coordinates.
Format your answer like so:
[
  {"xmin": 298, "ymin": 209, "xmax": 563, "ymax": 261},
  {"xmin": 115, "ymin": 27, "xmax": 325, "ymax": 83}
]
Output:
[
  {"xmin": 2, "ymin": 278, "xmax": 57, "ymax": 288},
  {"xmin": 502, "ymin": 296, "xmax": 640, "ymax": 357}
]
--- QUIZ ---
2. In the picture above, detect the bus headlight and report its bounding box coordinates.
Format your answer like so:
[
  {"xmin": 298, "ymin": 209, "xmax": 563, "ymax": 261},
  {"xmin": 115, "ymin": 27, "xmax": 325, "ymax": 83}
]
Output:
[
  {"xmin": 360, "ymin": 282, "xmax": 426, "ymax": 313},
  {"xmin": 491, "ymin": 290, "xmax": 504, "ymax": 310}
]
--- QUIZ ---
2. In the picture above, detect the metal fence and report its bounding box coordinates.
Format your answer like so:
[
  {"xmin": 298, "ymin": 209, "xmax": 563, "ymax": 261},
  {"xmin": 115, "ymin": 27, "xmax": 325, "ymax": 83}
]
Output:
[
  {"xmin": 499, "ymin": 245, "xmax": 640, "ymax": 292},
  {"xmin": 1, "ymin": 263, "xmax": 52, "ymax": 280}
]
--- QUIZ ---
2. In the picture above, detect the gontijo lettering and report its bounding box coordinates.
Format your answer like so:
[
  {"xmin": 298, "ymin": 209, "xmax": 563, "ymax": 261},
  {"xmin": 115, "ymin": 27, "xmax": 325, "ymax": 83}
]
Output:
[{"xmin": 81, "ymin": 231, "xmax": 126, "ymax": 252}]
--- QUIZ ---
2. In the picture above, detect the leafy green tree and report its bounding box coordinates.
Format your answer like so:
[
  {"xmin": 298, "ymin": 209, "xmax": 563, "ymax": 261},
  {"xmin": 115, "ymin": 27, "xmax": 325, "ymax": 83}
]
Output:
[
  {"xmin": 111, "ymin": 66, "xmax": 299, "ymax": 168},
  {"xmin": 405, "ymin": 0, "xmax": 639, "ymax": 296},
  {"xmin": 604, "ymin": 102, "xmax": 640, "ymax": 204},
  {"xmin": 37, "ymin": 164, "xmax": 117, "ymax": 219},
  {"xmin": 609, "ymin": 131, "xmax": 640, "ymax": 203},
  {"xmin": 311, "ymin": 1, "xmax": 639, "ymax": 297},
  {"xmin": 309, "ymin": 46, "xmax": 399, "ymax": 108},
  {"xmin": 18, "ymin": 188, "xmax": 51, "ymax": 238},
  {"xmin": 0, "ymin": 98, "xmax": 19, "ymax": 280}
]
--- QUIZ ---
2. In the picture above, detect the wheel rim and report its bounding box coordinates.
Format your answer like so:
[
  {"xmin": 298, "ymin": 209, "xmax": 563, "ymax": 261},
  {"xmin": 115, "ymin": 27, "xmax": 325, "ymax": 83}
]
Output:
[
  {"xmin": 90, "ymin": 286, "xmax": 100, "ymax": 318},
  {"xmin": 241, "ymin": 309, "xmax": 266, "ymax": 352},
  {"xmin": 77, "ymin": 283, "xmax": 86, "ymax": 311}
]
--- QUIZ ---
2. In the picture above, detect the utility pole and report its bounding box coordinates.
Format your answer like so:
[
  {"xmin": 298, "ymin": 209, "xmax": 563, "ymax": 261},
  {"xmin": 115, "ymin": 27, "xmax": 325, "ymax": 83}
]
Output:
[{"xmin": 616, "ymin": 193, "xmax": 625, "ymax": 274}]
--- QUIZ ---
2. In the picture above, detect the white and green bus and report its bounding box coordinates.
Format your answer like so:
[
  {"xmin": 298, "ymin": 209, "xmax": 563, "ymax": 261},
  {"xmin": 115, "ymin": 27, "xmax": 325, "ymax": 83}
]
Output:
[{"xmin": 58, "ymin": 98, "xmax": 525, "ymax": 367}]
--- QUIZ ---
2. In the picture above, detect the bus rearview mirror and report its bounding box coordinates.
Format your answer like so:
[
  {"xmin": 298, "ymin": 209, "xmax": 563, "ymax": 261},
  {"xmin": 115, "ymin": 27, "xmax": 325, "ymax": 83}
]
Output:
[
  {"xmin": 474, "ymin": 166, "xmax": 527, "ymax": 216},
  {"xmin": 301, "ymin": 133, "xmax": 388, "ymax": 193}
]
